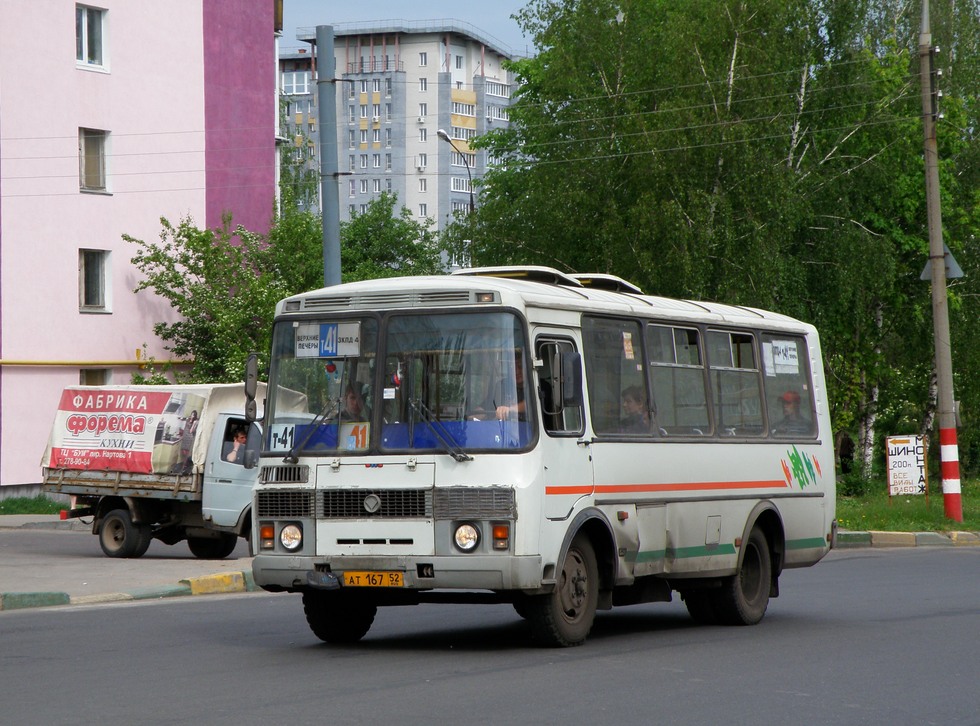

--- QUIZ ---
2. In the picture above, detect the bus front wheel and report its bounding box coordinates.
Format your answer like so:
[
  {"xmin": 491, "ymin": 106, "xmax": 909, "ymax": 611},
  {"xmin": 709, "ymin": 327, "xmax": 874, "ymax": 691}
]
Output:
[
  {"xmin": 714, "ymin": 526, "xmax": 772, "ymax": 625},
  {"xmin": 302, "ymin": 591, "xmax": 377, "ymax": 644},
  {"xmin": 527, "ymin": 534, "xmax": 599, "ymax": 647}
]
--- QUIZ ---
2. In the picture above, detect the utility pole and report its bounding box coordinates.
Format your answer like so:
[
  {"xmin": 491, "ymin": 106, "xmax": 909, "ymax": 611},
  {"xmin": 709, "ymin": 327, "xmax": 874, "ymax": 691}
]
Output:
[
  {"xmin": 316, "ymin": 26, "xmax": 341, "ymax": 287},
  {"xmin": 919, "ymin": 0, "xmax": 962, "ymax": 521}
]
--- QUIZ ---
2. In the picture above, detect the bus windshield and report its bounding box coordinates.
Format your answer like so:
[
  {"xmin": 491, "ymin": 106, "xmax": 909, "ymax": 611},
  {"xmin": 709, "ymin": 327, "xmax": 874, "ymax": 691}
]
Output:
[{"xmin": 264, "ymin": 311, "xmax": 533, "ymax": 457}]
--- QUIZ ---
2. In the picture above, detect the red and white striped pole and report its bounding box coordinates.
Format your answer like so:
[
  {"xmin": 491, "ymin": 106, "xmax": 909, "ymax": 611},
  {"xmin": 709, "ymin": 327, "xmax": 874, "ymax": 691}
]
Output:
[
  {"xmin": 920, "ymin": 1, "xmax": 964, "ymax": 522},
  {"xmin": 939, "ymin": 428, "xmax": 963, "ymax": 521}
]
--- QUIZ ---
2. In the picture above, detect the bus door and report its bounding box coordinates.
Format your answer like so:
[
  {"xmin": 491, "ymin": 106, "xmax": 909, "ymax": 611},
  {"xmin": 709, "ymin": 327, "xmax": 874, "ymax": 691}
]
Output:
[{"xmin": 535, "ymin": 336, "xmax": 594, "ymax": 520}]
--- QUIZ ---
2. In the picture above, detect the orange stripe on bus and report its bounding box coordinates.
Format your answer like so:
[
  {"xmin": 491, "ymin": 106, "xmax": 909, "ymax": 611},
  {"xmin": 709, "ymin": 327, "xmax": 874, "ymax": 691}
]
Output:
[{"xmin": 546, "ymin": 480, "xmax": 788, "ymax": 495}]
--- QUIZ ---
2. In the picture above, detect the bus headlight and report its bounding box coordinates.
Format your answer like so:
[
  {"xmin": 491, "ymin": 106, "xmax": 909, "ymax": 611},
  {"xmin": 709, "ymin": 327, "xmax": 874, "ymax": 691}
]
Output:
[
  {"xmin": 279, "ymin": 523, "xmax": 303, "ymax": 551},
  {"xmin": 453, "ymin": 523, "xmax": 480, "ymax": 552}
]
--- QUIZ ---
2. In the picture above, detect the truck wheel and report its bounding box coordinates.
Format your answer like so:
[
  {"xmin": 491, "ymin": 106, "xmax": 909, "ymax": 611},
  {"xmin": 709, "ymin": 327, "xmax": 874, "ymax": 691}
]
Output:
[
  {"xmin": 132, "ymin": 524, "xmax": 153, "ymax": 558},
  {"xmin": 99, "ymin": 509, "xmax": 140, "ymax": 558},
  {"xmin": 526, "ymin": 534, "xmax": 598, "ymax": 647},
  {"xmin": 712, "ymin": 526, "xmax": 772, "ymax": 626},
  {"xmin": 187, "ymin": 534, "xmax": 238, "ymax": 560},
  {"xmin": 302, "ymin": 591, "xmax": 377, "ymax": 644}
]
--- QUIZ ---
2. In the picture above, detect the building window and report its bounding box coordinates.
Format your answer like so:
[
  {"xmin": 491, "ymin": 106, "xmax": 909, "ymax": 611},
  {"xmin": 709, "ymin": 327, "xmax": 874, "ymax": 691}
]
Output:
[
  {"xmin": 385, "ymin": 153, "xmax": 392, "ymax": 171},
  {"xmin": 359, "ymin": 129, "xmax": 368, "ymax": 144},
  {"xmin": 386, "ymin": 178, "xmax": 392, "ymax": 192},
  {"xmin": 419, "ymin": 178, "xmax": 427, "ymax": 193},
  {"xmin": 360, "ymin": 104, "xmax": 368, "ymax": 119},
  {"xmin": 372, "ymin": 104, "xmax": 381, "ymax": 119},
  {"xmin": 348, "ymin": 82, "xmax": 355, "ymax": 98},
  {"xmin": 360, "ymin": 204, "xmax": 368, "ymax": 214},
  {"xmin": 349, "ymin": 155, "xmax": 356, "ymax": 172},
  {"xmin": 76, "ymin": 5, "xmax": 105, "ymax": 68},
  {"xmin": 372, "ymin": 128, "xmax": 381, "ymax": 144},
  {"xmin": 78, "ymin": 128, "xmax": 107, "ymax": 191},
  {"xmin": 419, "ymin": 203, "xmax": 428, "ymax": 217},
  {"xmin": 79, "ymin": 249, "xmax": 109, "ymax": 312},
  {"xmin": 373, "ymin": 178, "xmax": 382, "ymax": 193},
  {"xmin": 418, "ymin": 102, "xmax": 427, "ymax": 118},
  {"xmin": 349, "ymin": 179, "xmax": 356, "ymax": 196},
  {"xmin": 419, "ymin": 128, "xmax": 427, "ymax": 142},
  {"xmin": 385, "ymin": 129, "xmax": 392, "ymax": 147},
  {"xmin": 419, "ymin": 77, "xmax": 428, "ymax": 92},
  {"xmin": 359, "ymin": 79, "xmax": 368, "ymax": 94},
  {"xmin": 419, "ymin": 52, "xmax": 427, "ymax": 66},
  {"xmin": 360, "ymin": 154, "xmax": 368, "ymax": 169},
  {"xmin": 348, "ymin": 130, "xmax": 355, "ymax": 148},
  {"xmin": 385, "ymin": 77, "xmax": 392, "ymax": 96},
  {"xmin": 456, "ymin": 55, "xmax": 463, "ymax": 69},
  {"xmin": 79, "ymin": 368, "xmax": 109, "ymax": 385},
  {"xmin": 282, "ymin": 71, "xmax": 310, "ymax": 94},
  {"xmin": 372, "ymin": 154, "xmax": 381, "ymax": 169},
  {"xmin": 348, "ymin": 204, "xmax": 356, "ymax": 216},
  {"xmin": 348, "ymin": 105, "xmax": 356, "ymax": 123},
  {"xmin": 372, "ymin": 78, "xmax": 381, "ymax": 93},
  {"xmin": 385, "ymin": 103, "xmax": 392, "ymax": 122},
  {"xmin": 416, "ymin": 153, "xmax": 427, "ymax": 169}
]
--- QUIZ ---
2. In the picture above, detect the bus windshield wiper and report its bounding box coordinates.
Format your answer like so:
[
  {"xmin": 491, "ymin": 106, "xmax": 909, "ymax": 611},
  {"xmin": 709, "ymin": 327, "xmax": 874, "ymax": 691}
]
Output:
[
  {"xmin": 408, "ymin": 398, "xmax": 473, "ymax": 462},
  {"xmin": 284, "ymin": 394, "xmax": 340, "ymax": 464}
]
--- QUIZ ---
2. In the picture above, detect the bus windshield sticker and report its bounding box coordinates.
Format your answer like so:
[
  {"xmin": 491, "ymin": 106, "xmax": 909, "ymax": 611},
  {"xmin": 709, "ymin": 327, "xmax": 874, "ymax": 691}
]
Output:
[{"xmin": 295, "ymin": 322, "xmax": 361, "ymax": 358}]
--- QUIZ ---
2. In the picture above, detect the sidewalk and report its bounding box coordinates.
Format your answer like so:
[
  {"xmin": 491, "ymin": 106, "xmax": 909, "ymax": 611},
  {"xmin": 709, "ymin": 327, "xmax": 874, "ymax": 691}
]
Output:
[
  {"xmin": 0, "ymin": 515, "xmax": 258, "ymax": 612},
  {"xmin": 2, "ymin": 515, "xmax": 978, "ymax": 612}
]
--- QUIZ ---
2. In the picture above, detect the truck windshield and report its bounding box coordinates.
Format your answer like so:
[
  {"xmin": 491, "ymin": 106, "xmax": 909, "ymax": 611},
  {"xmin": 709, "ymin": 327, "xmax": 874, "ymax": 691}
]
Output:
[{"xmin": 264, "ymin": 311, "xmax": 533, "ymax": 457}]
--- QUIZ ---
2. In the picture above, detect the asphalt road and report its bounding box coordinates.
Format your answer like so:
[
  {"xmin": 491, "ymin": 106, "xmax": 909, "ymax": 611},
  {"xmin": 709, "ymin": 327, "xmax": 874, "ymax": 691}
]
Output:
[{"xmin": 1, "ymin": 546, "xmax": 978, "ymax": 725}]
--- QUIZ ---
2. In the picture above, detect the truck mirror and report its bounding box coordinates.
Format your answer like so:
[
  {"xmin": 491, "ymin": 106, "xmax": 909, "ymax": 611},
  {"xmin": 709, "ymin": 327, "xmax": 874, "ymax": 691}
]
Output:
[{"xmin": 244, "ymin": 354, "xmax": 258, "ymax": 423}]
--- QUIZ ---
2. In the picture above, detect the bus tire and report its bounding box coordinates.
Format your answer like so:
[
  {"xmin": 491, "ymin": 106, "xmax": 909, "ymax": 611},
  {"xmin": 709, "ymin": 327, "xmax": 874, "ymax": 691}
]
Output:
[
  {"xmin": 302, "ymin": 591, "xmax": 377, "ymax": 644},
  {"xmin": 682, "ymin": 592, "xmax": 720, "ymax": 625},
  {"xmin": 527, "ymin": 534, "xmax": 598, "ymax": 647},
  {"xmin": 714, "ymin": 526, "xmax": 771, "ymax": 625},
  {"xmin": 99, "ymin": 509, "xmax": 140, "ymax": 558}
]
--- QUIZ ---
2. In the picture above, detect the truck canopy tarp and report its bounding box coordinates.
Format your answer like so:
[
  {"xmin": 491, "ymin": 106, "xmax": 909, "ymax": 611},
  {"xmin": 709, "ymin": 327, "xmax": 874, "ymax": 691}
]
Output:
[{"xmin": 41, "ymin": 383, "xmax": 270, "ymax": 475}]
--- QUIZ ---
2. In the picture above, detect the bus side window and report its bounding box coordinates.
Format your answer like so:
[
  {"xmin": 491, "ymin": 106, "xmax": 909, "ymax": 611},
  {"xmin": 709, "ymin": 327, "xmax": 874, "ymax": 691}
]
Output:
[
  {"xmin": 536, "ymin": 339, "xmax": 582, "ymax": 435},
  {"xmin": 761, "ymin": 335, "xmax": 817, "ymax": 438},
  {"xmin": 582, "ymin": 317, "xmax": 649, "ymax": 436},
  {"xmin": 647, "ymin": 324, "xmax": 710, "ymax": 436}
]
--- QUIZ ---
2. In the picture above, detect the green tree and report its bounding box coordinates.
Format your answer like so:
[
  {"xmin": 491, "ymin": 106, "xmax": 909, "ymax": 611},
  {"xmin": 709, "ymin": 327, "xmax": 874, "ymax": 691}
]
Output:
[
  {"xmin": 128, "ymin": 194, "xmax": 444, "ymax": 383},
  {"xmin": 446, "ymin": 0, "xmax": 980, "ymax": 477},
  {"xmin": 340, "ymin": 192, "xmax": 444, "ymax": 281}
]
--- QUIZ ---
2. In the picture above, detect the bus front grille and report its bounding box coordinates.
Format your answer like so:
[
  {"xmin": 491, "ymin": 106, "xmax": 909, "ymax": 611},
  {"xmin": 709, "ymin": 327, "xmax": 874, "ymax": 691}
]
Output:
[
  {"xmin": 319, "ymin": 489, "xmax": 432, "ymax": 518},
  {"xmin": 256, "ymin": 490, "xmax": 315, "ymax": 517}
]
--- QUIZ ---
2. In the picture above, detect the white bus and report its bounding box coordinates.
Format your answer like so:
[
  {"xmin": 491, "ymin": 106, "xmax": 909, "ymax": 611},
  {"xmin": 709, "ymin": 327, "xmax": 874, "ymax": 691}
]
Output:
[{"xmin": 247, "ymin": 266, "xmax": 836, "ymax": 647}]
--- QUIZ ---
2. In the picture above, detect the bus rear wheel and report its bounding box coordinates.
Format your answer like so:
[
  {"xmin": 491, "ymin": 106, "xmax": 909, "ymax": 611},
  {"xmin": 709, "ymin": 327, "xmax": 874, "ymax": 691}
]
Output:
[
  {"xmin": 303, "ymin": 591, "xmax": 377, "ymax": 644},
  {"xmin": 527, "ymin": 534, "xmax": 598, "ymax": 647},
  {"xmin": 713, "ymin": 526, "xmax": 772, "ymax": 625}
]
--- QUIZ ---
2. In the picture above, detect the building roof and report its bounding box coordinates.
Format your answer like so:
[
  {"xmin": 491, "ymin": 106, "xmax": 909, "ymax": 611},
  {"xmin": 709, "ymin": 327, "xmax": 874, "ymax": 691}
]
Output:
[{"xmin": 295, "ymin": 18, "xmax": 517, "ymax": 60}]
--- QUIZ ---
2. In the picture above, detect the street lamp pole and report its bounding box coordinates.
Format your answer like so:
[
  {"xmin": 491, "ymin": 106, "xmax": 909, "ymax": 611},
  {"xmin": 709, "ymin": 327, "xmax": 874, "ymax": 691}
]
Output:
[{"xmin": 437, "ymin": 128, "xmax": 474, "ymax": 213}]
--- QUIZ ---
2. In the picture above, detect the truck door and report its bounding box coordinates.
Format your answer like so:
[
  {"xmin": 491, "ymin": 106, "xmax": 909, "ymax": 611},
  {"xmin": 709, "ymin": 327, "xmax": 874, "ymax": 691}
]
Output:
[
  {"xmin": 535, "ymin": 335, "xmax": 595, "ymax": 520},
  {"xmin": 202, "ymin": 415, "xmax": 256, "ymax": 528}
]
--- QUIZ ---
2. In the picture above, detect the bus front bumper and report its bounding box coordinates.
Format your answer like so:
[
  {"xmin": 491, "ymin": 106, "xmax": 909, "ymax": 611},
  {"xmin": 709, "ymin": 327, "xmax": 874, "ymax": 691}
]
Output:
[{"xmin": 251, "ymin": 553, "xmax": 545, "ymax": 593}]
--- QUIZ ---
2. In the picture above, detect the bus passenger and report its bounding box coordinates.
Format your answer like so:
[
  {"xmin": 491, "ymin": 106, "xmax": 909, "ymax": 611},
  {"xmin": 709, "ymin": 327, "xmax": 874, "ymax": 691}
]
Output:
[
  {"xmin": 773, "ymin": 390, "xmax": 811, "ymax": 435},
  {"xmin": 621, "ymin": 386, "xmax": 650, "ymax": 433}
]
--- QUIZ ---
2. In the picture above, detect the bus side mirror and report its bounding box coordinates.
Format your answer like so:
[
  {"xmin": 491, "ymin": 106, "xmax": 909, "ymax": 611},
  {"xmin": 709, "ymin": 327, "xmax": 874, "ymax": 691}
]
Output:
[
  {"xmin": 244, "ymin": 353, "xmax": 258, "ymax": 423},
  {"xmin": 243, "ymin": 422, "xmax": 262, "ymax": 470},
  {"xmin": 559, "ymin": 351, "xmax": 584, "ymax": 407}
]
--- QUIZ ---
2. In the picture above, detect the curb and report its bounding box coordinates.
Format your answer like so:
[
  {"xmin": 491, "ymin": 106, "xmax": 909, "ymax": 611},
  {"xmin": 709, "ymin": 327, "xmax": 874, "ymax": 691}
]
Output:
[
  {"xmin": 836, "ymin": 530, "xmax": 980, "ymax": 549},
  {"xmin": 0, "ymin": 571, "xmax": 256, "ymax": 612}
]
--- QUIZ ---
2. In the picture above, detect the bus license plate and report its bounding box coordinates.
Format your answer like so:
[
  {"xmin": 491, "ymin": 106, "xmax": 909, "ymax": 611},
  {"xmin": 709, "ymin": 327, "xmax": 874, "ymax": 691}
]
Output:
[{"xmin": 343, "ymin": 571, "xmax": 404, "ymax": 587}]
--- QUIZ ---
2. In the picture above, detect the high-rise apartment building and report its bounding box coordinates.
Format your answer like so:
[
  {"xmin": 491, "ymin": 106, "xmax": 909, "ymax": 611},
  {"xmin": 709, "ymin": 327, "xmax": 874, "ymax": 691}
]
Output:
[{"xmin": 281, "ymin": 20, "xmax": 514, "ymax": 232}]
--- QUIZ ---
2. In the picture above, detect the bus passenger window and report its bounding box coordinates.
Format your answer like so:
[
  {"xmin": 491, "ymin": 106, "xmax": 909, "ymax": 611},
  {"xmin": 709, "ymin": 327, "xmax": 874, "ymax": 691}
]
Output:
[
  {"xmin": 647, "ymin": 324, "xmax": 710, "ymax": 436},
  {"xmin": 707, "ymin": 330, "xmax": 765, "ymax": 436},
  {"xmin": 762, "ymin": 335, "xmax": 817, "ymax": 438},
  {"xmin": 583, "ymin": 317, "xmax": 648, "ymax": 436}
]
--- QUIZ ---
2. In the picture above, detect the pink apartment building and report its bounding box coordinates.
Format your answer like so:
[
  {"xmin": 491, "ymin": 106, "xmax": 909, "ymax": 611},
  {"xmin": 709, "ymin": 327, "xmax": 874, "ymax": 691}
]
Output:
[{"xmin": 0, "ymin": 1, "xmax": 278, "ymax": 490}]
